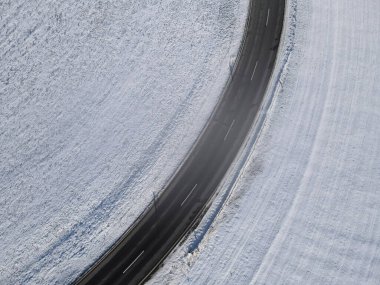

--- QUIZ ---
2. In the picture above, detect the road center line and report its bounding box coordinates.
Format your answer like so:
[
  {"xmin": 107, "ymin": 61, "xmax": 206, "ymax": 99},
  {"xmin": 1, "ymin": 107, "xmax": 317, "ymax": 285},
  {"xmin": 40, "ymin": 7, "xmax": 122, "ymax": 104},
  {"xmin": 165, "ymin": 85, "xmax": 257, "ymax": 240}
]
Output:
[
  {"xmin": 251, "ymin": 61, "xmax": 258, "ymax": 81},
  {"xmin": 123, "ymin": 251, "xmax": 144, "ymax": 274},
  {"xmin": 224, "ymin": 119, "xmax": 236, "ymax": 141},
  {"xmin": 180, "ymin": 184, "xmax": 198, "ymax": 207},
  {"xmin": 266, "ymin": 9, "xmax": 270, "ymax": 27}
]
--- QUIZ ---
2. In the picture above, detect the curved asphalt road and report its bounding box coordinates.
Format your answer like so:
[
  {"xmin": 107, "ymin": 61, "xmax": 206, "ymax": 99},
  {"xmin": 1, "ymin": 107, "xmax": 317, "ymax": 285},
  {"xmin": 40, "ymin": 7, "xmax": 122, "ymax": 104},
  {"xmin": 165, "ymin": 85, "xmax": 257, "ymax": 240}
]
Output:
[{"xmin": 75, "ymin": 0, "xmax": 285, "ymax": 284}]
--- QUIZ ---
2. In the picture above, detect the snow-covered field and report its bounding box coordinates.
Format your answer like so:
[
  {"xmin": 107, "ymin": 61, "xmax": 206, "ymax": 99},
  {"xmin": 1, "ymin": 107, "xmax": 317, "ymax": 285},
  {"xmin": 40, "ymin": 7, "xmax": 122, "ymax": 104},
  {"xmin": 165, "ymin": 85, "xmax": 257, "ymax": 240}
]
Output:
[
  {"xmin": 0, "ymin": 0, "xmax": 249, "ymax": 284},
  {"xmin": 2, "ymin": 0, "xmax": 380, "ymax": 284},
  {"xmin": 150, "ymin": 0, "xmax": 380, "ymax": 284}
]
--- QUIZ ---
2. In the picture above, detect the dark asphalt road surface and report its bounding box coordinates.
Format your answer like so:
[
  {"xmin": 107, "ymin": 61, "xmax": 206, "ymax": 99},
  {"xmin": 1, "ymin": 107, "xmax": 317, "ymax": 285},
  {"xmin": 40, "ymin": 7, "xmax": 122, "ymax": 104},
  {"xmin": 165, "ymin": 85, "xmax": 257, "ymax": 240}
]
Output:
[{"xmin": 75, "ymin": 0, "xmax": 285, "ymax": 284}]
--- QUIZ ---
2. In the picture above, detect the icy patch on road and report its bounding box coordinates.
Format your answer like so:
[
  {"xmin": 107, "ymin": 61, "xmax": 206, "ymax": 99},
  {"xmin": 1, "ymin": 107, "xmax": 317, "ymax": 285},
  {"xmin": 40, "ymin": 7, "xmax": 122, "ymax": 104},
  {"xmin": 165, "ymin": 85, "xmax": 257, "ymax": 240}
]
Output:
[{"xmin": 0, "ymin": 0, "xmax": 249, "ymax": 284}]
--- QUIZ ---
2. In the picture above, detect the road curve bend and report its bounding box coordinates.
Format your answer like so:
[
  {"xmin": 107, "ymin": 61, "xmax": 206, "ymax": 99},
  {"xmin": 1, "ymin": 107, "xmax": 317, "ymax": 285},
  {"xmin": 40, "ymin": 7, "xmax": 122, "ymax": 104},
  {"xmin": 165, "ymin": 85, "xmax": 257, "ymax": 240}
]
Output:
[{"xmin": 75, "ymin": 0, "xmax": 285, "ymax": 284}]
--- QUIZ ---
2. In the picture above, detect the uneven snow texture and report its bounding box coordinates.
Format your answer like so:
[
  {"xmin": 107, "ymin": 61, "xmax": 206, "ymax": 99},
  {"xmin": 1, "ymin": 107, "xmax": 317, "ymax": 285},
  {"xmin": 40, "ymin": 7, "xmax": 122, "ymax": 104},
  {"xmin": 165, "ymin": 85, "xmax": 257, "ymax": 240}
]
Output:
[
  {"xmin": 150, "ymin": 0, "xmax": 380, "ymax": 284},
  {"xmin": 0, "ymin": 0, "xmax": 249, "ymax": 284}
]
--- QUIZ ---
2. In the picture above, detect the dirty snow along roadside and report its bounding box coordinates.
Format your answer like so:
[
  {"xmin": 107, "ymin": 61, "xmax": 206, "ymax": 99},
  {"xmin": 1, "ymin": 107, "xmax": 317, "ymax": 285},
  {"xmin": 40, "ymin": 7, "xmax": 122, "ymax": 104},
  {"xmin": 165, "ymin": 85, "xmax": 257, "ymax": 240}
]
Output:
[
  {"xmin": 148, "ymin": 0, "xmax": 380, "ymax": 284},
  {"xmin": 0, "ymin": 0, "xmax": 249, "ymax": 284}
]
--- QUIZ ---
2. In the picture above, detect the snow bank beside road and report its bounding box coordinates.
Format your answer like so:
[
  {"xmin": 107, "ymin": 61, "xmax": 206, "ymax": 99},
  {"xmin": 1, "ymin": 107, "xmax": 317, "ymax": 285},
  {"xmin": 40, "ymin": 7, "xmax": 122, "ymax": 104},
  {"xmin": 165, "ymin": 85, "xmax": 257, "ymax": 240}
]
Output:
[
  {"xmin": 0, "ymin": 0, "xmax": 249, "ymax": 284},
  {"xmin": 150, "ymin": 0, "xmax": 380, "ymax": 284}
]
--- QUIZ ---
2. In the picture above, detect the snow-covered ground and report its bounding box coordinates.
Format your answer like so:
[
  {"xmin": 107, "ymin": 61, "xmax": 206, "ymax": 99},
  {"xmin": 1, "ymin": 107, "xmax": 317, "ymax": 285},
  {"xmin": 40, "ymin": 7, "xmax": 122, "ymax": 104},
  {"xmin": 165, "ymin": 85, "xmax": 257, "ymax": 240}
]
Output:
[
  {"xmin": 2, "ymin": 0, "xmax": 380, "ymax": 284},
  {"xmin": 149, "ymin": 0, "xmax": 380, "ymax": 284},
  {"xmin": 0, "ymin": 0, "xmax": 249, "ymax": 284}
]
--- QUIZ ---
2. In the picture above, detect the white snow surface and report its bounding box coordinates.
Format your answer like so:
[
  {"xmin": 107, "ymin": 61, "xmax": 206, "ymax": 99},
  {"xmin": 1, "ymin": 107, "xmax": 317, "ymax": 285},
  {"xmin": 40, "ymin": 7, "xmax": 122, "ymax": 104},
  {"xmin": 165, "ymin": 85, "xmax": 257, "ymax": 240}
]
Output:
[
  {"xmin": 149, "ymin": 0, "xmax": 380, "ymax": 284},
  {"xmin": 0, "ymin": 0, "xmax": 249, "ymax": 284}
]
